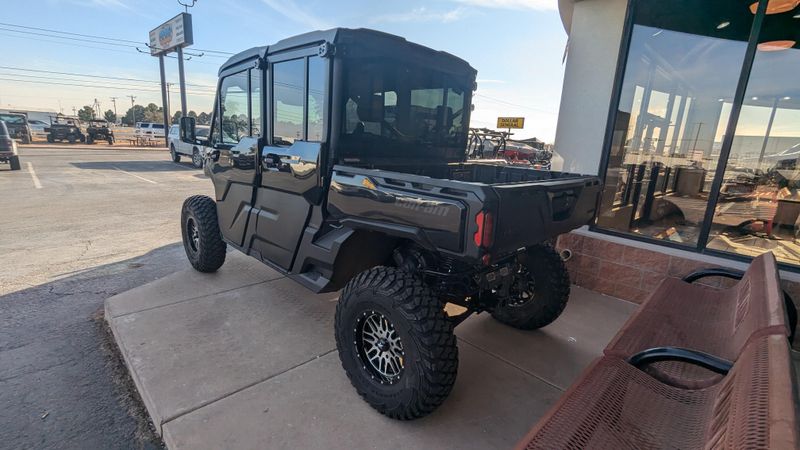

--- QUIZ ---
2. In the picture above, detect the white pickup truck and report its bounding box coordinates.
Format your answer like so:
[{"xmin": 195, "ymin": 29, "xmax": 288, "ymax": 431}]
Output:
[{"xmin": 168, "ymin": 124, "xmax": 210, "ymax": 168}]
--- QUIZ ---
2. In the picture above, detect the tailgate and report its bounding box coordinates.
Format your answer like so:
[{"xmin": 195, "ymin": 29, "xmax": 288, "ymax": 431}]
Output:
[{"xmin": 490, "ymin": 174, "xmax": 601, "ymax": 256}]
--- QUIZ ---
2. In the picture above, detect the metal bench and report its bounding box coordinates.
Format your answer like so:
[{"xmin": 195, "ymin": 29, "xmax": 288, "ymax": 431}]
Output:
[
  {"xmin": 515, "ymin": 335, "xmax": 798, "ymax": 449},
  {"xmin": 604, "ymin": 252, "xmax": 791, "ymax": 388}
]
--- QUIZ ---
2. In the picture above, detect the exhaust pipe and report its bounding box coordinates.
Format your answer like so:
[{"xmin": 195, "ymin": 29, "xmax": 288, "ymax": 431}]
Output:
[{"xmin": 559, "ymin": 248, "xmax": 573, "ymax": 262}]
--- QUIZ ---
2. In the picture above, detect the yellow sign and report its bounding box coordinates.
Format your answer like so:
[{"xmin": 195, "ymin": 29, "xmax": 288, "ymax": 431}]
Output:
[{"xmin": 497, "ymin": 117, "xmax": 525, "ymax": 129}]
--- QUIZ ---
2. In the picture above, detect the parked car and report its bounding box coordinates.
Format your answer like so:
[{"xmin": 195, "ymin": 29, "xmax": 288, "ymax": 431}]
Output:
[
  {"xmin": 177, "ymin": 28, "xmax": 602, "ymax": 420},
  {"xmin": 27, "ymin": 119, "xmax": 49, "ymax": 134},
  {"xmin": 0, "ymin": 121, "xmax": 21, "ymax": 170},
  {"xmin": 168, "ymin": 124, "xmax": 209, "ymax": 168},
  {"xmin": 0, "ymin": 113, "xmax": 32, "ymax": 144},
  {"xmin": 45, "ymin": 117, "xmax": 85, "ymax": 144},
  {"xmin": 135, "ymin": 122, "xmax": 166, "ymax": 142}
]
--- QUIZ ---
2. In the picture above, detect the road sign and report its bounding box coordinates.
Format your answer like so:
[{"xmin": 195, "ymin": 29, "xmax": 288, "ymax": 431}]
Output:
[
  {"xmin": 148, "ymin": 13, "xmax": 193, "ymax": 56},
  {"xmin": 497, "ymin": 117, "xmax": 525, "ymax": 129}
]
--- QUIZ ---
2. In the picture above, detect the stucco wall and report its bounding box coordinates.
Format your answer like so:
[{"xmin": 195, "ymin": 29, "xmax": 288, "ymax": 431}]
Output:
[{"xmin": 553, "ymin": 0, "xmax": 628, "ymax": 175}]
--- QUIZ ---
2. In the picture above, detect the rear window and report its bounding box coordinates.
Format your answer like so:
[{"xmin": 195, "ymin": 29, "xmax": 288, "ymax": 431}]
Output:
[
  {"xmin": 153, "ymin": 124, "xmax": 164, "ymax": 129},
  {"xmin": 0, "ymin": 114, "xmax": 25, "ymax": 124},
  {"xmin": 197, "ymin": 127, "xmax": 210, "ymax": 137}
]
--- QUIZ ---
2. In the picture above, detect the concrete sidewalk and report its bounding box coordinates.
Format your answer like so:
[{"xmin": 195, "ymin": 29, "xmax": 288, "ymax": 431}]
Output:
[{"xmin": 105, "ymin": 252, "xmax": 636, "ymax": 449}]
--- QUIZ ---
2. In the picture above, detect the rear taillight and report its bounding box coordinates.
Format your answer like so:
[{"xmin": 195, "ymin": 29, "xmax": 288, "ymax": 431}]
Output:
[{"xmin": 473, "ymin": 210, "xmax": 495, "ymax": 248}]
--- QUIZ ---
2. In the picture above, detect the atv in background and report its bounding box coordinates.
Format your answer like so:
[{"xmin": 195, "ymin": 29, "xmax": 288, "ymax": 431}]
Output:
[
  {"xmin": 86, "ymin": 119, "xmax": 115, "ymax": 145},
  {"xmin": 467, "ymin": 128, "xmax": 553, "ymax": 169},
  {"xmin": 0, "ymin": 112, "xmax": 32, "ymax": 144},
  {"xmin": 45, "ymin": 116, "xmax": 86, "ymax": 144}
]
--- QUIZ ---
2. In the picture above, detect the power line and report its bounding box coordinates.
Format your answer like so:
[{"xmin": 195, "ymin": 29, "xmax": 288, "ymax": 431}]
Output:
[
  {"xmin": 474, "ymin": 94, "xmax": 557, "ymax": 115},
  {"xmin": 0, "ymin": 22, "xmax": 234, "ymax": 55},
  {"xmin": 0, "ymin": 77, "xmax": 214, "ymax": 96},
  {"xmin": 0, "ymin": 65, "xmax": 216, "ymax": 89}
]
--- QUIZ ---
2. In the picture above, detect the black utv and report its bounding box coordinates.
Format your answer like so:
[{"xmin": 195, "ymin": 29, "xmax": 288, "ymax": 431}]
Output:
[
  {"xmin": 45, "ymin": 117, "xmax": 85, "ymax": 144},
  {"xmin": 0, "ymin": 112, "xmax": 32, "ymax": 144},
  {"xmin": 178, "ymin": 28, "xmax": 601, "ymax": 420},
  {"xmin": 86, "ymin": 119, "xmax": 115, "ymax": 144}
]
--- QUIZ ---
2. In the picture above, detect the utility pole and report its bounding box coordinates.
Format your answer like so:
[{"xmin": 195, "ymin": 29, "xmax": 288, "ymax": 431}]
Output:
[
  {"xmin": 158, "ymin": 54, "xmax": 170, "ymax": 147},
  {"xmin": 110, "ymin": 97, "xmax": 118, "ymax": 123},
  {"xmin": 72, "ymin": 106, "xmax": 77, "ymax": 117},
  {"xmin": 93, "ymin": 98, "xmax": 101, "ymax": 119},
  {"xmin": 128, "ymin": 95, "xmax": 136, "ymax": 124}
]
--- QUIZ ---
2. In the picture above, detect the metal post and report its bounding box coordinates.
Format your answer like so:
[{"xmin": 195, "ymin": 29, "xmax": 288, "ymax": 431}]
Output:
[
  {"xmin": 158, "ymin": 54, "xmax": 170, "ymax": 147},
  {"xmin": 177, "ymin": 47, "xmax": 188, "ymax": 117}
]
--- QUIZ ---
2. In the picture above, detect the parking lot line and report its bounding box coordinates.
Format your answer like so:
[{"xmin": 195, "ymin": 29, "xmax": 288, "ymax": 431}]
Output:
[
  {"xmin": 111, "ymin": 166, "xmax": 158, "ymax": 184},
  {"xmin": 26, "ymin": 162, "xmax": 42, "ymax": 189}
]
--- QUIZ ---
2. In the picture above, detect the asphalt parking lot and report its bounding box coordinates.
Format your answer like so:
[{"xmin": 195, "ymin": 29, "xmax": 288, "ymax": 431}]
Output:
[{"xmin": 0, "ymin": 146, "xmax": 213, "ymax": 448}]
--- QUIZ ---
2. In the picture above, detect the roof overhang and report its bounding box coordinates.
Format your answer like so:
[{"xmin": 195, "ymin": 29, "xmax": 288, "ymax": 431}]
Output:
[{"xmin": 558, "ymin": 0, "xmax": 576, "ymax": 35}]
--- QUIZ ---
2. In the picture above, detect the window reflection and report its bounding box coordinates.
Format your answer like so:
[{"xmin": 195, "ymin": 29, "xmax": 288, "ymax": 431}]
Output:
[
  {"xmin": 597, "ymin": 0, "xmax": 753, "ymax": 246},
  {"xmin": 709, "ymin": 11, "xmax": 800, "ymax": 265}
]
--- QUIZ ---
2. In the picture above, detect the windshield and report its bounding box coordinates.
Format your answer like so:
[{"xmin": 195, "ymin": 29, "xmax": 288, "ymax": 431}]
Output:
[
  {"xmin": 339, "ymin": 58, "xmax": 471, "ymax": 163},
  {"xmin": 0, "ymin": 114, "xmax": 25, "ymax": 124}
]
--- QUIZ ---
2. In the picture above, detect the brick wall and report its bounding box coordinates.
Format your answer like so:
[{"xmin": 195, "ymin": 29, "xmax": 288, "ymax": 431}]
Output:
[{"xmin": 555, "ymin": 232, "xmax": 794, "ymax": 304}]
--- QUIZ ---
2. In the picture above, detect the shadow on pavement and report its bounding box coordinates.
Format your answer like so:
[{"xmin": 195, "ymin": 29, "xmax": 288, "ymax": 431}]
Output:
[
  {"xmin": 71, "ymin": 161, "xmax": 197, "ymax": 172},
  {"xmin": 0, "ymin": 243, "xmax": 191, "ymax": 449}
]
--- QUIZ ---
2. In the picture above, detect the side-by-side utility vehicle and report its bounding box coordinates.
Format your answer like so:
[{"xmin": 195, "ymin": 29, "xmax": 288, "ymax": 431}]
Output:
[{"xmin": 178, "ymin": 28, "xmax": 601, "ymax": 420}]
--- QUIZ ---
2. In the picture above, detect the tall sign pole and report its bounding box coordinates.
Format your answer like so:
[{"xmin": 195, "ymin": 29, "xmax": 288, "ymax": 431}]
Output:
[
  {"xmin": 148, "ymin": 12, "xmax": 193, "ymax": 147},
  {"xmin": 158, "ymin": 54, "xmax": 171, "ymax": 147},
  {"xmin": 176, "ymin": 47, "xmax": 188, "ymax": 117}
]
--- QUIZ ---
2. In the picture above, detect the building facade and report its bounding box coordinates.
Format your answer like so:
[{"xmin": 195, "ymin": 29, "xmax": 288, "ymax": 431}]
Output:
[{"xmin": 554, "ymin": 0, "xmax": 800, "ymax": 301}]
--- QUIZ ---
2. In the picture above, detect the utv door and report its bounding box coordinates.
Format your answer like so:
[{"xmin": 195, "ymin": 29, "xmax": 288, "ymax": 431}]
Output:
[
  {"xmin": 251, "ymin": 51, "xmax": 328, "ymax": 270},
  {"xmin": 207, "ymin": 61, "xmax": 262, "ymax": 247}
]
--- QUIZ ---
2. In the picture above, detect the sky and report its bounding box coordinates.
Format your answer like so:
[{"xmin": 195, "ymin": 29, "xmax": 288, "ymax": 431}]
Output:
[{"xmin": 0, "ymin": 0, "xmax": 568, "ymax": 141}]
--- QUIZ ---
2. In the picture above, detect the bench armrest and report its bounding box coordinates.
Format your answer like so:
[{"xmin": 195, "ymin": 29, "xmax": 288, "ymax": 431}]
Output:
[
  {"xmin": 682, "ymin": 268, "xmax": 744, "ymax": 283},
  {"xmin": 628, "ymin": 347, "xmax": 733, "ymax": 375}
]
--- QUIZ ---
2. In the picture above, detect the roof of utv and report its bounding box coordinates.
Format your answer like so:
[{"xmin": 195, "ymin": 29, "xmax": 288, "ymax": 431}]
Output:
[{"xmin": 219, "ymin": 28, "xmax": 476, "ymax": 76}]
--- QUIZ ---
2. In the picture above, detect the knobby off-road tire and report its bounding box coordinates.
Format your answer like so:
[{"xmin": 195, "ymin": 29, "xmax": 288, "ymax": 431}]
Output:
[
  {"xmin": 170, "ymin": 145, "xmax": 181, "ymax": 163},
  {"xmin": 335, "ymin": 266, "xmax": 458, "ymax": 420},
  {"xmin": 181, "ymin": 195, "xmax": 226, "ymax": 273},
  {"xmin": 9, "ymin": 156, "xmax": 21, "ymax": 171},
  {"xmin": 491, "ymin": 244, "xmax": 570, "ymax": 330},
  {"xmin": 21, "ymin": 134, "xmax": 30, "ymax": 144}
]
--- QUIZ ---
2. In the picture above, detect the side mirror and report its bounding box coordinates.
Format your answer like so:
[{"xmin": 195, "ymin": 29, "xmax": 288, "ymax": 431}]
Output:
[{"xmin": 180, "ymin": 116, "xmax": 196, "ymax": 144}]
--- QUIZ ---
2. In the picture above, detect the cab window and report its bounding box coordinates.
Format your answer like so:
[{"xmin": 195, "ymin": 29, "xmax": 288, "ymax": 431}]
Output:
[
  {"xmin": 219, "ymin": 71, "xmax": 249, "ymax": 145},
  {"xmin": 273, "ymin": 59, "xmax": 305, "ymax": 145},
  {"xmin": 272, "ymin": 55, "xmax": 328, "ymax": 146}
]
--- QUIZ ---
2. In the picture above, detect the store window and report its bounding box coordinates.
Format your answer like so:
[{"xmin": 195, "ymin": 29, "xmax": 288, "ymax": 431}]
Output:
[
  {"xmin": 708, "ymin": 8, "xmax": 800, "ymax": 265},
  {"xmin": 596, "ymin": 0, "xmax": 800, "ymax": 268}
]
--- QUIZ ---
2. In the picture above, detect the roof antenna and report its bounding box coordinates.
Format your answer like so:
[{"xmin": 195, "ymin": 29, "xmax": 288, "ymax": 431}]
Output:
[{"xmin": 177, "ymin": 0, "xmax": 197, "ymax": 13}]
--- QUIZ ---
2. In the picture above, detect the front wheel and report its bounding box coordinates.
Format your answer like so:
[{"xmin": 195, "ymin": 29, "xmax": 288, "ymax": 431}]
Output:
[
  {"xmin": 67, "ymin": 135, "xmax": 76, "ymax": 144},
  {"xmin": 9, "ymin": 156, "xmax": 21, "ymax": 171},
  {"xmin": 490, "ymin": 244, "xmax": 570, "ymax": 330},
  {"xmin": 170, "ymin": 145, "xmax": 181, "ymax": 163},
  {"xmin": 335, "ymin": 267, "xmax": 458, "ymax": 420},
  {"xmin": 181, "ymin": 195, "xmax": 226, "ymax": 272}
]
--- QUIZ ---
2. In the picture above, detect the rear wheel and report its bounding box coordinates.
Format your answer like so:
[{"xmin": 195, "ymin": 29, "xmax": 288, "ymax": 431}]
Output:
[
  {"xmin": 170, "ymin": 145, "xmax": 181, "ymax": 163},
  {"xmin": 191, "ymin": 147, "xmax": 203, "ymax": 168},
  {"xmin": 9, "ymin": 156, "xmax": 21, "ymax": 171},
  {"xmin": 107, "ymin": 136, "xmax": 114, "ymax": 145},
  {"xmin": 181, "ymin": 195, "xmax": 226, "ymax": 272},
  {"xmin": 46, "ymin": 135, "xmax": 54, "ymax": 143},
  {"xmin": 490, "ymin": 244, "xmax": 570, "ymax": 330},
  {"xmin": 67, "ymin": 135, "xmax": 76, "ymax": 144},
  {"xmin": 335, "ymin": 267, "xmax": 458, "ymax": 420},
  {"xmin": 86, "ymin": 135, "xmax": 94, "ymax": 144}
]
